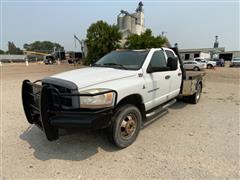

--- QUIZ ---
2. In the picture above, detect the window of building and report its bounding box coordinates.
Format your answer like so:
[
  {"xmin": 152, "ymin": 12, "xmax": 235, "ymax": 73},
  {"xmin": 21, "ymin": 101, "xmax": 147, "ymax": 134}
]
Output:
[
  {"xmin": 185, "ymin": 54, "xmax": 190, "ymax": 60},
  {"xmin": 194, "ymin": 53, "xmax": 200, "ymax": 58}
]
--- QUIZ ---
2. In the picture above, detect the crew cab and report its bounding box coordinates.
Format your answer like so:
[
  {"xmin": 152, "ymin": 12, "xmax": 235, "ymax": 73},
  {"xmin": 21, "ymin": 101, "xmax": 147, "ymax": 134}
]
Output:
[{"xmin": 22, "ymin": 47, "xmax": 204, "ymax": 148}]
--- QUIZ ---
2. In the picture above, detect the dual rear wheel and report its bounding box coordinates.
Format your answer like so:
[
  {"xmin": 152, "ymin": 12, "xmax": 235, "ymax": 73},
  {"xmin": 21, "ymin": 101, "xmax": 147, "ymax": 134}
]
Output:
[{"xmin": 188, "ymin": 82, "xmax": 202, "ymax": 104}]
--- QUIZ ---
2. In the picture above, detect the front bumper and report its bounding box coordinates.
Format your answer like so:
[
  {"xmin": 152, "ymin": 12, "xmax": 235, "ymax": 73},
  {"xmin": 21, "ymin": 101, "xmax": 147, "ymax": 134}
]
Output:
[{"xmin": 22, "ymin": 80, "xmax": 116, "ymax": 141}]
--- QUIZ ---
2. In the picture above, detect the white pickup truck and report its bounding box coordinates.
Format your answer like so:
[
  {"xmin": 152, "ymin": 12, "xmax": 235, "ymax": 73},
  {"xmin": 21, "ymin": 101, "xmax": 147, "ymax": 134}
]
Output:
[{"xmin": 22, "ymin": 47, "xmax": 205, "ymax": 148}]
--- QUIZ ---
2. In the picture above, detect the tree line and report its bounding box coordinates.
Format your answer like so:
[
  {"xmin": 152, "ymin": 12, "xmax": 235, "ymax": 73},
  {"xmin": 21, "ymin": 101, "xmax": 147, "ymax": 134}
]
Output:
[{"xmin": 0, "ymin": 41, "xmax": 64, "ymax": 55}]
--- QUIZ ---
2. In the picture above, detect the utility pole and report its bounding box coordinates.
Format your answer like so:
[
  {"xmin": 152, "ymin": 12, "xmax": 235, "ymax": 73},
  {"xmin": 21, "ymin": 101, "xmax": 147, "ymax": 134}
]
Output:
[{"xmin": 161, "ymin": 31, "xmax": 167, "ymax": 37}]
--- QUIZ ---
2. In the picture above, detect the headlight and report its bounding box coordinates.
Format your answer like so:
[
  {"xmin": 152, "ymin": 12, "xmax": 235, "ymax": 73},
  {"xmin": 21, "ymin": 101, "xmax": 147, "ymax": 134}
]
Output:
[{"xmin": 79, "ymin": 88, "xmax": 116, "ymax": 109}]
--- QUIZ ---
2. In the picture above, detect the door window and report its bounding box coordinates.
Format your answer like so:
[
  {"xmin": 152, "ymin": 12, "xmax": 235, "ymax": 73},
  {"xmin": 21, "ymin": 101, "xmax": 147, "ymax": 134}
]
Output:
[
  {"xmin": 165, "ymin": 50, "xmax": 175, "ymax": 58},
  {"xmin": 149, "ymin": 50, "xmax": 167, "ymax": 68}
]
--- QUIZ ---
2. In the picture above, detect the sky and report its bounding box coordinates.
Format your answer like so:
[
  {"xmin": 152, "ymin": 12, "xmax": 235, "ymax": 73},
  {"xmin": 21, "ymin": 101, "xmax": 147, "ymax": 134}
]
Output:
[{"xmin": 1, "ymin": 0, "xmax": 239, "ymax": 51}]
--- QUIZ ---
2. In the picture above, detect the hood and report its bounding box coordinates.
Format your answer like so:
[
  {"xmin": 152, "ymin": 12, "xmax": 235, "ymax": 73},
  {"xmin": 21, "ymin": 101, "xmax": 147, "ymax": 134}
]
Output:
[{"xmin": 48, "ymin": 67, "xmax": 137, "ymax": 89}]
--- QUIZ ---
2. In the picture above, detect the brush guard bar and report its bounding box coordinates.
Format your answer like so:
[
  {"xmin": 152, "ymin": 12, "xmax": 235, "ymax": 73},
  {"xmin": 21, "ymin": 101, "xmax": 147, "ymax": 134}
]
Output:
[{"xmin": 22, "ymin": 80, "xmax": 117, "ymax": 141}]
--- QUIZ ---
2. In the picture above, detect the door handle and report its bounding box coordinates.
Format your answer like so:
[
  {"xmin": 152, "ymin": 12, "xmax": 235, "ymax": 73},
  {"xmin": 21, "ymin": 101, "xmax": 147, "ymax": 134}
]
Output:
[
  {"xmin": 165, "ymin": 75, "xmax": 171, "ymax": 79},
  {"xmin": 178, "ymin": 72, "xmax": 182, "ymax": 76}
]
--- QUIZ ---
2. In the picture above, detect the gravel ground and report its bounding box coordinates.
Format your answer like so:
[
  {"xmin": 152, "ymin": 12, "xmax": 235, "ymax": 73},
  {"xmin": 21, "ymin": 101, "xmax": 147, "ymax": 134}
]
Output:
[{"xmin": 0, "ymin": 63, "xmax": 239, "ymax": 179}]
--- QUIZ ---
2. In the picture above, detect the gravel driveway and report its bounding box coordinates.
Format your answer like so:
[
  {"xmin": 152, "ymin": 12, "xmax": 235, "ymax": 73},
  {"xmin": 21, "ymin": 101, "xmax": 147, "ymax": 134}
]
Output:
[{"xmin": 1, "ymin": 63, "xmax": 239, "ymax": 179}]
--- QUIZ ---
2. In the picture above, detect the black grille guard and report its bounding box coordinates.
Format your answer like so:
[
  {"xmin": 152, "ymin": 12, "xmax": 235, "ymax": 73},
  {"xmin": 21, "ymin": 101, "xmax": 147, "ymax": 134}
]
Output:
[{"xmin": 22, "ymin": 79, "xmax": 117, "ymax": 140}]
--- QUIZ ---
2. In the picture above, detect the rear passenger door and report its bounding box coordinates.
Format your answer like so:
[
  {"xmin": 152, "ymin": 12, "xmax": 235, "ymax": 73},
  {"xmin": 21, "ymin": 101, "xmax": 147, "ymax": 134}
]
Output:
[
  {"xmin": 165, "ymin": 50, "xmax": 182, "ymax": 99},
  {"xmin": 144, "ymin": 50, "xmax": 171, "ymax": 108}
]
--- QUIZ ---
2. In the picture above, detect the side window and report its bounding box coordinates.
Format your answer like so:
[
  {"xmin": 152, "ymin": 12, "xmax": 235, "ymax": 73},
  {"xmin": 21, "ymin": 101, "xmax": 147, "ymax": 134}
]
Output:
[
  {"xmin": 149, "ymin": 51, "xmax": 167, "ymax": 68},
  {"xmin": 165, "ymin": 50, "xmax": 175, "ymax": 58}
]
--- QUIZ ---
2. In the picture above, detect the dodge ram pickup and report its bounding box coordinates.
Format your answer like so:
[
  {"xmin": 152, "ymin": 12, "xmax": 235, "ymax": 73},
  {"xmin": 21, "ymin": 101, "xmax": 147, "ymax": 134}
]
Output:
[{"xmin": 22, "ymin": 47, "xmax": 205, "ymax": 148}]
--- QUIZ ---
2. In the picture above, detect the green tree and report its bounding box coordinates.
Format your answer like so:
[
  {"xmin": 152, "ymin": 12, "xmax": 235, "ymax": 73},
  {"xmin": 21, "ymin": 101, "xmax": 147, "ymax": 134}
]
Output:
[
  {"xmin": 23, "ymin": 41, "xmax": 64, "ymax": 53},
  {"xmin": 7, "ymin": 41, "xmax": 23, "ymax": 54},
  {"xmin": 0, "ymin": 49, "xmax": 4, "ymax": 54},
  {"xmin": 125, "ymin": 29, "xmax": 167, "ymax": 49},
  {"xmin": 85, "ymin": 20, "xmax": 122, "ymax": 65}
]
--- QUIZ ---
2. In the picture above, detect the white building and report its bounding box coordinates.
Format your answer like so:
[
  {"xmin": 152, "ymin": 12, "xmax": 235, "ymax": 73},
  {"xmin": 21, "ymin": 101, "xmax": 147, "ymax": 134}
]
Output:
[
  {"xmin": 179, "ymin": 47, "xmax": 225, "ymax": 61},
  {"xmin": 179, "ymin": 47, "xmax": 240, "ymax": 61}
]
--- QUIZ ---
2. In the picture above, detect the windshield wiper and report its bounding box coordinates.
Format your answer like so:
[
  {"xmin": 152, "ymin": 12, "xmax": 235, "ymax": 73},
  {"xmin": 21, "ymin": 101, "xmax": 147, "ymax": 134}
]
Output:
[
  {"xmin": 92, "ymin": 63, "xmax": 103, "ymax": 67},
  {"xmin": 103, "ymin": 63, "xmax": 127, "ymax": 70}
]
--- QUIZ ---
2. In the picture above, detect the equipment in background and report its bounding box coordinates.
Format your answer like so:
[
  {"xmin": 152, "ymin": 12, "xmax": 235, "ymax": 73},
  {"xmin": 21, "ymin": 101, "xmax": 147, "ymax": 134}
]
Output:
[
  {"xmin": 67, "ymin": 51, "xmax": 83, "ymax": 64},
  {"xmin": 69, "ymin": 34, "xmax": 85, "ymax": 64},
  {"xmin": 24, "ymin": 49, "xmax": 65, "ymax": 65}
]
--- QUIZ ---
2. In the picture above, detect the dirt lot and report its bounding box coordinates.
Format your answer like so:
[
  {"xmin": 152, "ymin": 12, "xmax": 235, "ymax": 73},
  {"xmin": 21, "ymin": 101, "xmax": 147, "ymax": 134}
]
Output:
[{"xmin": 0, "ymin": 63, "xmax": 239, "ymax": 179}]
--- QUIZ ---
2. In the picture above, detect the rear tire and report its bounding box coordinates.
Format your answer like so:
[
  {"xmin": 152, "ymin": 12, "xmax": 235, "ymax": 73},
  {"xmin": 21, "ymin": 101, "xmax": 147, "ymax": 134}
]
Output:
[
  {"xmin": 189, "ymin": 82, "xmax": 202, "ymax": 104},
  {"xmin": 108, "ymin": 104, "xmax": 142, "ymax": 148},
  {"xmin": 207, "ymin": 64, "xmax": 213, "ymax": 69}
]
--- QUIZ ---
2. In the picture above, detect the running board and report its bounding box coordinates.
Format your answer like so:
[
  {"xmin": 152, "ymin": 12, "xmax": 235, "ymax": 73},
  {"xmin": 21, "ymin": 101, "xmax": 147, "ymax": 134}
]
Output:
[
  {"xmin": 142, "ymin": 99, "xmax": 176, "ymax": 128},
  {"xmin": 146, "ymin": 99, "xmax": 177, "ymax": 118},
  {"xmin": 142, "ymin": 110, "xmax": 168, "ymax": 128}
]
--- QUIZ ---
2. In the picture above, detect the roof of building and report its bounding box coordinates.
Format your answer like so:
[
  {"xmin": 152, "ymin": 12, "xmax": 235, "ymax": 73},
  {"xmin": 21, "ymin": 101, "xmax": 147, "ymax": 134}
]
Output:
[{"xmin": 179, "ymin": 47, "xmax": 225, "ymax": 53}]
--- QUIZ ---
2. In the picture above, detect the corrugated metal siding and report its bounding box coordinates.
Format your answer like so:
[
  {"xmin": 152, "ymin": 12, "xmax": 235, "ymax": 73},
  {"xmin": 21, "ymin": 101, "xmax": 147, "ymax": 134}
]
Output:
[{"xmin": 0, "ymin": 55, "xmax": 27, "ymax": 60}]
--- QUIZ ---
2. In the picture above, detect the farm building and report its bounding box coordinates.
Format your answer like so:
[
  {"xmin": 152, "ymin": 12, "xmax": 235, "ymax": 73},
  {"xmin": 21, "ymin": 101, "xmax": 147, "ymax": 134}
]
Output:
[
  {"xmin": 0, "ymin": 54, "xmax": 27, "ymax": 62},
  {"xmin": 179, "ymin": 48, "xmax": 240, "ymax": 61}
]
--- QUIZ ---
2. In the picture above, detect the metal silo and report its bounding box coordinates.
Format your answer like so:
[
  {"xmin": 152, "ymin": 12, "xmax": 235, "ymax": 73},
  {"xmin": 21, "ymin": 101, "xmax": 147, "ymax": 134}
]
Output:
[
  {"xmin": 123, "ymin": 15, "xmax": 132, "ymax": 31},
  {"xmin": 117, "ymin": 16, "xmax": 123, "ymax": 30}
]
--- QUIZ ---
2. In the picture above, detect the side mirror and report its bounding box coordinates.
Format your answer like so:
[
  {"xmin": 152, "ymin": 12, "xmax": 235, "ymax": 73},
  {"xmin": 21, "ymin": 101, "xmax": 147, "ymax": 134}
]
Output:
[
  {"xmin": 147, "ymin": 66, "xmax": 170, "ymax": 73},
  {"xmin": 167, "ymin": 57, "xmax": 178, "ymax": 70},
  {"xmin": 147, "ymin": 66, "xmax": 159, "ymax": 73}
]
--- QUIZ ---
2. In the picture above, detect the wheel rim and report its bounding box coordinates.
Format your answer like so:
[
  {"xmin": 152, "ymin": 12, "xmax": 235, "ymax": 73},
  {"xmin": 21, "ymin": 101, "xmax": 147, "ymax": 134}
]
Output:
[
  {"xmin": 120, "ymin": 113, "xmax": 137, "ymax": 139},
  {"xmin": 196, "ymin": 84, "xmax": 201, "ymax": 101}
]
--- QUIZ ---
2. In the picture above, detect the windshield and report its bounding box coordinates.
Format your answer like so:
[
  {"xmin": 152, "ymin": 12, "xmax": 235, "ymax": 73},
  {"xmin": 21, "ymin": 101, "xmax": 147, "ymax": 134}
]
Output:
[{"xmin": 93, "ymin": 50, "xmax": 149, "ymax": 70}]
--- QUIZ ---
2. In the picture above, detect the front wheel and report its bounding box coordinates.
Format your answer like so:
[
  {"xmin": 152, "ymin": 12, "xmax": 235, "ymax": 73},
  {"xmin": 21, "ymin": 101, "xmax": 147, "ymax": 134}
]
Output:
[{"xmin": 108, "ymin": 104, "xmax": 142, "ymax": 148}]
